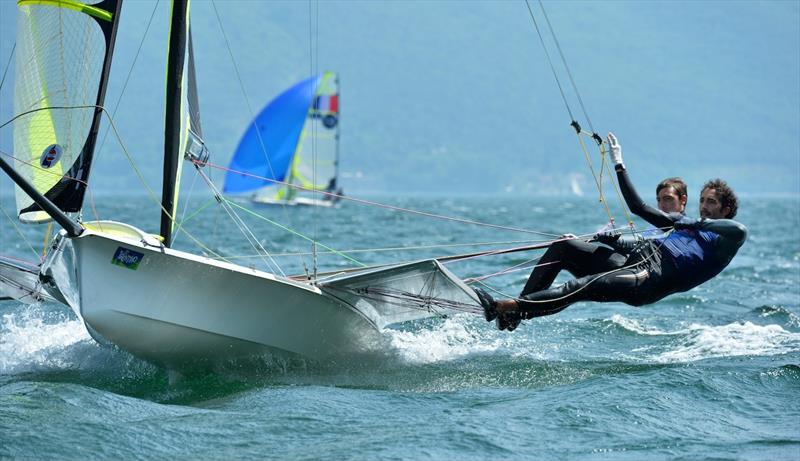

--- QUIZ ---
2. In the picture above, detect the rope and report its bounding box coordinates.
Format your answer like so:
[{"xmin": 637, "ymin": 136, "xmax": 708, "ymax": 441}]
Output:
[
  {"xmin": 213, "ymin": 237, "xmax": 554, "ymax": 261},
  {"xmin": 202, "ymin": 160, "xmax": 560, "ymax": 238},
  {"xmin": 0, "ymin": 202, "xmax": 39, "ymax": 259},
  {"xmin": 576, "ymin": 130, "xmax": 615, "ymax": 224},
  {"xmin": 537, "ymin": 0, "xmax": 597, "ymax": 135},
  {"xmin": 0, "ymin": 43, "xmax": 14, "ymax": 94},
  {"xmin": 223, "ymin": 197, "xmax": 367, "ymax": 268},
  {"xmin": 94, "ymin": 0, "xmax": 160, "ymax": 161},
  {"xmin": 524, "ymin": 0, "xmax": 573, "ymax": 121},
  {"xmin": 478, "ymin": 234, "xmax": 669, "ymax": 306},
  {"xmin": 599, "ymin": 142, "xmax": 635, "ymax": 228},
  {"xmin": 309, "ymin": 0, "xmax": 320, "ymax": 279},
  {"xmin": 192, "ymin": 166, "xmax": 287, "ymax": 275},
  {"xmin": 210, "ymin": 0, "xmax": 310, "ymax": 271},
  {"xmin": 523, "ymin": 1, "xmax": 639, "ymax": 230}
]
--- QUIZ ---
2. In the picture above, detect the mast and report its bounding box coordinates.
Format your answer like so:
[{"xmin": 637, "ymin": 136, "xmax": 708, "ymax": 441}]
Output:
[
  {"xmin": 160, "ymin": 0, "xmax": 189, "ymax": 247},
  {"xmin": 333, "ymin": 73, "xmax": 340, "ymax": 193}
]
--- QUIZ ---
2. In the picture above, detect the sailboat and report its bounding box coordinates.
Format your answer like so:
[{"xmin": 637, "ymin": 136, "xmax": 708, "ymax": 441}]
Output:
[
  {"xmin": 224, "ymin": 72, "xmax": 343, "ymax": 207},
  {"xmin": 0, "ymin": 0, "xmax": 480, "ymax": 371}
]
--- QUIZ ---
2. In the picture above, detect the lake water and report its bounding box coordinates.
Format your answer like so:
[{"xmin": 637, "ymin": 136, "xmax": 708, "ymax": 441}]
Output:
[{"xmin": 1, "ymin": 194, "xmax": 798, "ymax": 460}]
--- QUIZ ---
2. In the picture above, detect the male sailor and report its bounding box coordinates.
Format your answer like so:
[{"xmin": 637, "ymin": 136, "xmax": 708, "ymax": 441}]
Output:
[
  {"xmin": 476, "ymin": 133, "xmax": 748, "ymax": 331},
  {"xmin": 656, "ymin": 177, "xmax": 688, "ymax": 214}
]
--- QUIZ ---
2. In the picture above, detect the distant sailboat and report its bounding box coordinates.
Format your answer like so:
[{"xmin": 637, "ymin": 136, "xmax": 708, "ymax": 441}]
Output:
[
  {"xmin": 569, "ymin": 173, "xmax": 584, "ymax": 197},
  {"xmin": 224, "ymin": 72, "xmax": 342, "ymax": 207}
]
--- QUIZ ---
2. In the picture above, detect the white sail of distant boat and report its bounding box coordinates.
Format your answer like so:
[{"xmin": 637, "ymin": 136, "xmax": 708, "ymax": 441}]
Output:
[
  {"xmin": 569, "ymin": 173, "xmax": 584, "ymax": 196},
  {"xmin": 0, "ymin": 0, "xmax": 482, "ymax": 371},
  {"xmin": 223, "ymin": 72, "xmax": 342, "ymax": 207}
]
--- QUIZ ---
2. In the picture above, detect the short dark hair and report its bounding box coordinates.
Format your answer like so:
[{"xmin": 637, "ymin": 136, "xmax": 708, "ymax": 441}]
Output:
[
  {"xmin": 702, "ymin": 178, "xmax": 738, "ymax": 219},
  {"xmin": 656, "ymin": 177, "xmax": 687, "ymax": 198}
]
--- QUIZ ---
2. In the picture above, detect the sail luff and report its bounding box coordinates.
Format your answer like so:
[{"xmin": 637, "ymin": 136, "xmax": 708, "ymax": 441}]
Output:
[{"xmin": 160, "ymin": 0, "xmax": 189, "ymax": 248}]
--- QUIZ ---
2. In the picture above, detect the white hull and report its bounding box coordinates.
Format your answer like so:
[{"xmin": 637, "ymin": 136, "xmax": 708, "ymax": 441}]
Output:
[{"xmin": 57, "ymin": 222, "xmax": 383, "ymax": 369}]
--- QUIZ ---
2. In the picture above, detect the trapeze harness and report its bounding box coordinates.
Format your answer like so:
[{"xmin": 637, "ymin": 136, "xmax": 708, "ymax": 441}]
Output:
[{"xmin": 514, "ymin": 166, "xmax": 748, "ymax": 318}]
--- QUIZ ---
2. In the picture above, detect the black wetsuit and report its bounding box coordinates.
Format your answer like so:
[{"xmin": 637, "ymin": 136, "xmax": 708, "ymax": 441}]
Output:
[{"xmin": 516, "ymin": 167, "xmax": 748, "ymax": 318}]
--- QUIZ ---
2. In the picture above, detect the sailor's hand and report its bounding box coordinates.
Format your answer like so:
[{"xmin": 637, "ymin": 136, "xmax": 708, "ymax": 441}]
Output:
[
  {"xmin": 594, "ymin": 230, "xmax": 621, "ymax": 245},
  {"xmin": 607, "ymin": 132, "xmax": 624, "ymax": 167},
  {"xmin": 560, "ymin": 233, "xmax": 578, "ymax": 240}
]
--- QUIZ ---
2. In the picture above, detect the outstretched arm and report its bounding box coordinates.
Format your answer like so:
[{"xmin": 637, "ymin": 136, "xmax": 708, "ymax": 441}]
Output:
[{"xmin": 608, "ymin": 132, "xmax": 677, "ymax": 230}]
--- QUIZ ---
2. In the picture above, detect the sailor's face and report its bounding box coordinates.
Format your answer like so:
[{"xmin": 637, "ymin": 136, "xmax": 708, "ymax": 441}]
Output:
[
  {"xmin": 699, "ymin": 188, "xmax": 729, "ymax": 219},
  {"xmin": 657, "ymin": 187, "xmax": 686, "ymax": 213}
]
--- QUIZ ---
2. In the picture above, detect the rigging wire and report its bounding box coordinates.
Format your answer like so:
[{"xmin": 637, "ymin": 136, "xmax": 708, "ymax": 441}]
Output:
[
  {"xmin": 94, "ymin": 0, "xmax": 160, "ymax": 163},
  {"xmin": 0, "ymin": 43, "xmax": 14, "ymax": 94},
  {"xmin": 523, "ymin": 0, "xmax": 573, "ymax": 122},
  {"xmin": 0, "ymin": 202, "xmax": 39, "ymax": 259},
  {"xmin": 475, "ymin": 234, "xmax": 669, "ymax": 308},
  {"xmin": 191, "ymin": 164, "xmax": 287, "ymax": 276},
  {"xmin": 210, "ymin": 237, "xmax": 556, "ymax": 260},
  {"xmin": 210, "ymin": 0, "xmax": 304, "ymax": 274},
  {"xmin": 523, "ymin": 0, "xmax": 636, "ymax": 228},
  {"xmin": 309, "ymin": 0, "xmax": 319, "ymax": 281},
  {"xmin": 0, "ymin": 106, "xmax": 225, "ymax": 260},
  {"xmin": 221, "ymin": 195, "xmax": 366, "ymax": 268},
  {"xmin": 203, "ymin": 160, "xmax": 561, "ymax": 237},
  {"xmin": 537, "ymin": 0, "xmax": 597, "ymax": 136}
]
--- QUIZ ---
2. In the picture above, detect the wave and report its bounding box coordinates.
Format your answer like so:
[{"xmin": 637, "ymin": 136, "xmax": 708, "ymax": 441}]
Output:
[
  {"xmin": 605, "ymin": 314, "xmax": 680, "ymax": 336},
  {"xmin": 752, "ymin": 305, "xmax": 800, "ymax": 328},
  {"xmin": 604, "ymin": 314, "xmax": 800, "ymax": 363},
  {"xmin": 654, "ymin": 321, "xmax": 800, "ymax": 363},
  {"xmin": 0, "ymin": 306, "xmax": 91, "ymax": 374},
  {"xmin": 384, "ymin": 316, "xmax": 503, "ymax": 364}
]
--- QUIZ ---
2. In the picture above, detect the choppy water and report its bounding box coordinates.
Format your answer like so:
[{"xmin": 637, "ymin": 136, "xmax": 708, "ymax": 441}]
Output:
[{"xmin": 1, "ymin": 194, "xmax": 798, "ymax": 460}]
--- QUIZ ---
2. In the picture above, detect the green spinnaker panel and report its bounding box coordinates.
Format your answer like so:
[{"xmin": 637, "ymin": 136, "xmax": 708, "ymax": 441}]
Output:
[{"xmin": 13, "ymin": 0, "xmax": 112, "ymax": 223}]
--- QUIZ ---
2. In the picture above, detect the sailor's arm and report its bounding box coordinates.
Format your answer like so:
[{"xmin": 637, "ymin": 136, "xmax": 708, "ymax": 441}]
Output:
[
  {"xmin": 675, "ymin": 217, "xmax": 748, "ymax": 265},
  {"xmin": 675, "ymin": 218, "xmax": 749, "ymax": 246},
  {"xmin": 608, "ymin": 133, "xmax": 675, "ymax": 230}
]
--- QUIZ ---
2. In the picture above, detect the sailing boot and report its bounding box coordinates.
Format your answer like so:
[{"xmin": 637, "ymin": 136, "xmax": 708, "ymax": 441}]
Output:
[
  {"xmin": 474, "ymin": 288, "xmax": 497, "ymax": 322},
  {"xmin": 497, "ymin": 312, "xmax": 522, "ymax": 332}
]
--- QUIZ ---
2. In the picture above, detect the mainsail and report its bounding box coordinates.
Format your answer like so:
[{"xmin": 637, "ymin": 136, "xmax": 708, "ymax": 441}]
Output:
[
  {"xmin": 12, "ymin": 0, "xmax": 122, "ymax": 223},
  {"xmin": 223, "ymin": 72, "xmax": 341, "ymax": 205}
]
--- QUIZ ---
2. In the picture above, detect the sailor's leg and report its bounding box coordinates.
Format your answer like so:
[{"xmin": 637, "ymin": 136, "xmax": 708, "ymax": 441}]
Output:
[
  {"xmin": 517, "ymin": 267, "xmax": 647, "ymax": 318},
  {"xmin": 520, "ymin": 239, "xmax": 626, "ymax": 297}
]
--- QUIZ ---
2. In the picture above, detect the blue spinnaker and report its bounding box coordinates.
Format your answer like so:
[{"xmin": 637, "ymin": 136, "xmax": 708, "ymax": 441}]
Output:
[{"xmin": 224, "ymin": 75, "xmax": 321, "ymax": 193}]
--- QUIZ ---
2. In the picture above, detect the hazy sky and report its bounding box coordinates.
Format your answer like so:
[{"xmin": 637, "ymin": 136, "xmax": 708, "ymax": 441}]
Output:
[{"xmin": 0, "ymin": 0, "xmax": 798, "ymax": 197}]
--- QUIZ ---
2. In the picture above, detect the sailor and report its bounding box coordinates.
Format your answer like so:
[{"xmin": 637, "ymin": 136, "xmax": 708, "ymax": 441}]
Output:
[
  {"xmin": 476, "ymin": 133, "xmax": 748, "ymax": 331},
  {"xmin": 656, "ymin": 177, "xmax": 688, "ymax": 214}
]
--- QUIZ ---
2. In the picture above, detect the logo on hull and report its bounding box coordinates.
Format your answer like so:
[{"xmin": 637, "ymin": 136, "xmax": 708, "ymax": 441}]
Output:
[{"xmin": 111, "ymin": 247, "xmax": 144, "ymax": 270}]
